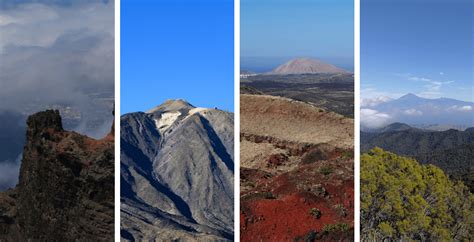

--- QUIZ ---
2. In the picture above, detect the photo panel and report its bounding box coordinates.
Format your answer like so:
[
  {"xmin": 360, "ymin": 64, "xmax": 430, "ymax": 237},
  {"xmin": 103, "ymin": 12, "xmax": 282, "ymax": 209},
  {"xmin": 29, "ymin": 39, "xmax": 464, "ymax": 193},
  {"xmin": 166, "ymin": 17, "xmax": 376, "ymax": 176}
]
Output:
[
  {"xmin": 120, "ymin": 0, "xmax": 234, "ymax": 240},
  {"xmin": 360, "ymin": 0, "xmax": 473, "ymax": 240},
  {"xmin": 240, "ymin": 0, "xmax": 355, "ymax": 240}
]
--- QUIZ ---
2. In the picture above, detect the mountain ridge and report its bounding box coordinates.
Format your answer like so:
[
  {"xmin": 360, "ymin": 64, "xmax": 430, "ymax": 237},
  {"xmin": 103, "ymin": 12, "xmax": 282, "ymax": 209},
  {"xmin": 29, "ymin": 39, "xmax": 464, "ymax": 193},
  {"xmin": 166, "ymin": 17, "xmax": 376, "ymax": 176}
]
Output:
[
  {"xmin": 121, "ymin": 100, "xmax": 234, "ymax": 241},
  {"xmin": 361, "ymin": 124, "xmax": 474, "ymax": 191}
]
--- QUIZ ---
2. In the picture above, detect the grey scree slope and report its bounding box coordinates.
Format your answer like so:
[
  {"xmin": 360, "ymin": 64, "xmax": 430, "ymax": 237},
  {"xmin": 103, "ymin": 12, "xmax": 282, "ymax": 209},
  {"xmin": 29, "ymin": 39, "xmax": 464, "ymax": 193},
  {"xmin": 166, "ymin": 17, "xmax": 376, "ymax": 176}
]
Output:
[{"xmin": 120, "ymin": 99, "xmax": 234, "ymax": 241}]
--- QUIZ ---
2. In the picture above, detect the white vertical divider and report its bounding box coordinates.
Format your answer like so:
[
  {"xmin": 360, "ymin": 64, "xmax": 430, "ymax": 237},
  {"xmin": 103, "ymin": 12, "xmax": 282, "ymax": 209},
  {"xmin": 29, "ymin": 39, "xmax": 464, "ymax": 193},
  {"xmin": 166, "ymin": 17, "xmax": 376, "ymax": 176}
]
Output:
[
  {"xmin": 234, "ymin": 0, "xmax": 241, "ymax": 240},
  {"xmin": 115, "ymin": 0, "xmax": 121, "ymax": 240},
  {"xmin": 354, "ymin": 0, "xmax": 361, "ymax": 240}
]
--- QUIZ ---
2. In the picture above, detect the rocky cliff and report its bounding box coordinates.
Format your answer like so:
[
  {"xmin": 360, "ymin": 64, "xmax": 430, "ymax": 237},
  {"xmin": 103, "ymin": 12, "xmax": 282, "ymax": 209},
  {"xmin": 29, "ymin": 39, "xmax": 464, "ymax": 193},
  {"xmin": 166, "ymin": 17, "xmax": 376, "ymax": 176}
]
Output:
[{"xmin": 0, "ymin": 110, "xmax": 114, "ymax": 240}]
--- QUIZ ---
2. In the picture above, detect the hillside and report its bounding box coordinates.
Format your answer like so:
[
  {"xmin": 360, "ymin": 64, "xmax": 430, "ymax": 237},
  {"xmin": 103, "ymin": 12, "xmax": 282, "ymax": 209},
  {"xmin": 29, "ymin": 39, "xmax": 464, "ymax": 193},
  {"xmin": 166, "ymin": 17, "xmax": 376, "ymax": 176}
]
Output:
[
  {"xmin": 361, "ymin": 124, "xmax": 474, "ymax": 191},
  {"xmin": 361, "ymin": 148, "xmax": 473, "ymax": 241},
  {"xmin": 271, "ymin": 58, "xmax": 348, "ymax": 75},
  {"xmin": 240, "ymin": 94, "xmax": 354, "ymax": 241},
  {"xmin": 120, "ymin": 100, "xmax": 234, "ymax": 241},
  {"xmin": 0, "ymin": 110, "xmax": 115, "ymax": 240}
]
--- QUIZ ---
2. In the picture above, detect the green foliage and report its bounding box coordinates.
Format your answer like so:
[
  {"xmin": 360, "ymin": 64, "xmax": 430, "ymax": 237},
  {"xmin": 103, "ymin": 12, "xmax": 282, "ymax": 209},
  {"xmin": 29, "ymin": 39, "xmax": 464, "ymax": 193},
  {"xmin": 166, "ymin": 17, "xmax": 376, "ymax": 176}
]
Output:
[
  {"xmin": 341, "ymin": 150, "xmax": 353, "ymax": 159},
  {"xmin": 361, "ymin": 148, "xmax": 473, "ymax": 241},
  {"xmin": 309, "ymin": 208, "xmax": 322, "ymax": 219},
  {"xmin": 263, "ymin": 191, "xmax": 275, "ymax": 199},
  {"xmin": 319, "ymin": 166, "xmax": 333, "ymax": 176},
  {"xmin": 322, "ymin": 223, "xmax": 350, "ymax": 233}
]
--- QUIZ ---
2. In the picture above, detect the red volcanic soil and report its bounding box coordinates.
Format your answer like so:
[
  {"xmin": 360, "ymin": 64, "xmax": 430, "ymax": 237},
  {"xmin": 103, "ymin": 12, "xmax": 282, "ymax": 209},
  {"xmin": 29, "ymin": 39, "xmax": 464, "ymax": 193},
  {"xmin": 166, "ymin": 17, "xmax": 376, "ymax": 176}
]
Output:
[{"xmin": 241, "ymin": 153, "xmax": 354, "ymax": 241}]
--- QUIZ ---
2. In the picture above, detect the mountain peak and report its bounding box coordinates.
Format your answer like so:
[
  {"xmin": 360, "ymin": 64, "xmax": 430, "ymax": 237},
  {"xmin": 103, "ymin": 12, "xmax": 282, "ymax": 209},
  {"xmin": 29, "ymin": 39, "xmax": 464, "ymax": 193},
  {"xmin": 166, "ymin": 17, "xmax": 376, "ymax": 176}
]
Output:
[
  {"xmin": 399, "ymin": 93, "xmax": 420, "ymax": 100},
  {"xmin": 26, "ymin": 110, "xmax": 63, "ymax": 137},
  {"xmin": 146, "ymin": 99, "xmax": 195, "ymax": 114},
  {"xmin": 271, "ymin": 57, "xmax": 348, "ymax": 75}
]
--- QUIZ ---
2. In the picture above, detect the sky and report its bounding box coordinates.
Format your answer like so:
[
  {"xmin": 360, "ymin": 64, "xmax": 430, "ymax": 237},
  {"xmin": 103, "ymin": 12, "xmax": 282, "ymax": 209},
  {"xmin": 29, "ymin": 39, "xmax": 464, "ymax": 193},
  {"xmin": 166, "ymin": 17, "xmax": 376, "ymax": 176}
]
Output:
[
  {"xmin": 121, "ymin": 0, "xmax": 234, "ymax": 114},
  {"xmin": 361, "ymin": 0, "xmax": 474, "ymax": 103},
  {"xmin": 0, "ymin": 0, "xmax": 114, "ymax": 190},
  {"xmin": 241, "ymin": 0, "xmax": 354, "ymax": 71}
]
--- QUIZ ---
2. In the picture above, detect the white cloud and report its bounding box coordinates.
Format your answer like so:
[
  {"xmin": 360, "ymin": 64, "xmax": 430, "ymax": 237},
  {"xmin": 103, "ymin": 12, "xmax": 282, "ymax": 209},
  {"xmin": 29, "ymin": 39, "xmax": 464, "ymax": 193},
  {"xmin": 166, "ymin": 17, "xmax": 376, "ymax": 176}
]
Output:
[
  {"xmin": 448, "ymin": 105, "xmax": 473, "ymax": 112},
  {"xmin": 439, "ymin": 72, "xmax": 444, "ymax": 75},
  {"xmin": 360, "ymin": 108, "xmax": 392, "ymax": 129},
  {"xmin": 361, "ymin": 96, "xmax": 393, "ymax": 107},
  {"xmin": 403, "ymin": 108, "xmax": 423, "ymax": 116},
  {"xmin": 405, "ymin": 75, "xmax": 454, "ymax": 98},
  {"xmin": 0, "ymin": 2, "xmax": 114, "ymax": 53}
]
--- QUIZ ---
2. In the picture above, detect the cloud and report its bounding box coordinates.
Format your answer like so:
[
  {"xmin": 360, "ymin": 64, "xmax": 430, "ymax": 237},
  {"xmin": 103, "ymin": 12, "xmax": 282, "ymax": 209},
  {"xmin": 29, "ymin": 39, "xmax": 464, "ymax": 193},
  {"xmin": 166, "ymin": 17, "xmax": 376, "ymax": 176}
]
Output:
[
  {"xmin": 0, "ymin": 2, "xmax": 114, "ymax": 135},
  {"xmin": 360, "ymin": 108, "xmax": 392, "ymax": 129},
  {"xmin": 0, "ymin": 1, "xmax": 114, "ymax": 190},
  {"xmin": 0, "ymin": 155, "xmax": 22, "ymax": 191},
  {"xmin": 403, "ymin": 108, "xmax": 423, "ymax": 116},
  {"xmin": 448, "ymin": 105, "xmax": 473, "ymax": 112},
  {"xmin": 361, "ymin": 96, "xmax": 393, "ymax": 107},
  {"xmin": 405, "ymin": 75, "xmax": 454, "ymax": 98}
]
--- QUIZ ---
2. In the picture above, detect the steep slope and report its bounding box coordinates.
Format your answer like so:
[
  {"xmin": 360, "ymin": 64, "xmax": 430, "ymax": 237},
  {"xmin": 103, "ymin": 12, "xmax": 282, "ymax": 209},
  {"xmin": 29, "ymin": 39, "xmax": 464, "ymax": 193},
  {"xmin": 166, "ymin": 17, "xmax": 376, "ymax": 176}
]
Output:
[
  {"xmin": 271, "ymin": 58, "xmax": 348, "ymax": 75},
  {"xmin": 361, "ymin": 125, "xmax": 474, "ymax": 191},
  {"xmin": 0, "ymin": 110, "xmax": 115, "ymax": 240},
  {"xmin": 121, "ymin": 100, "xmax": 234, "ymax": 241},
  {"xmin": 240, "ymin": 94, "xmax": 354, "ymax": 241}
]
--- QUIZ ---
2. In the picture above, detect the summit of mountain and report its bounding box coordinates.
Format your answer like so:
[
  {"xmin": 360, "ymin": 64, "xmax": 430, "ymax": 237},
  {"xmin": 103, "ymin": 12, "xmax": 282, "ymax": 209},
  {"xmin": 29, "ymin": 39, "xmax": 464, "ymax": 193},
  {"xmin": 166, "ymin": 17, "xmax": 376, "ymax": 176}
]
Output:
[
  {"xmin": 121, "ymin": 100, "xmax": 234, "ymax": 241},
  {"xmin": 146, "ymin": 99, "xmax": 195, "ymax": 114}
]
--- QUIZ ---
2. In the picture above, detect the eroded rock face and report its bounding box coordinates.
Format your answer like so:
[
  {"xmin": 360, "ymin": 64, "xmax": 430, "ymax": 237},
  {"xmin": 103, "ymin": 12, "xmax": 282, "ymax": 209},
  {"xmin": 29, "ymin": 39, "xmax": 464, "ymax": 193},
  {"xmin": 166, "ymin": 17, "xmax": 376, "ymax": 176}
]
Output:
[
  {"xmin": 0, "ymin": 110, "xmax": 114, "ymax": 240},
  {"xmin": 121, "ymin": 100, "xmax": 234, "ymax": 241}
]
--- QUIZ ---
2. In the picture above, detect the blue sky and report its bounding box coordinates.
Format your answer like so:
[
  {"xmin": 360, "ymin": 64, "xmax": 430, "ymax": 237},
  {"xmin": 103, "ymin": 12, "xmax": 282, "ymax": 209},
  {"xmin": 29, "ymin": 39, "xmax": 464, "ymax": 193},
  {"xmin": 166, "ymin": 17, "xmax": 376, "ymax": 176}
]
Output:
[
  {"xmin": 362, "ymin": 0, "xmax": 473, "ymax": 102},
  {"xmin": 241, "ymin": 0, "xmax": 354, "ymax": 71},
  {"xmin": 121, "ymin": 0, "xmax": 234, "ymax": 114}
]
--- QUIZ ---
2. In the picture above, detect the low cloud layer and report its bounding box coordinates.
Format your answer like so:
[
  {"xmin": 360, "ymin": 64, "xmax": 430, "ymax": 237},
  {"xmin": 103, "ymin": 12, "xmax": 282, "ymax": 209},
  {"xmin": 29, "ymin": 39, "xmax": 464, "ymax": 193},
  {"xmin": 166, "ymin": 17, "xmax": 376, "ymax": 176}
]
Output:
[
  {"xmin": 0, "ymin": 1, "xmax": 114, "ymax": 190},
  {"xmin": 0, "ymin": 1, "xmax": 114, "ymax": 112},
  {"xmin": 360, "ymin": 108, "xmax": 392, "ymax": 129}
]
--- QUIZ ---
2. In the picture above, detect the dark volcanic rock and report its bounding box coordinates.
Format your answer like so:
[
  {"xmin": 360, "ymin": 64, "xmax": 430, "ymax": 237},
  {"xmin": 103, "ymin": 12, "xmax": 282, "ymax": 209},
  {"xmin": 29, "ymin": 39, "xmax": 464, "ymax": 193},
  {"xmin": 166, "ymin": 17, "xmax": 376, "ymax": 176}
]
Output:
[{"xmin": 0, "ymin": 110, "xmax": 114, "ymax": 240}]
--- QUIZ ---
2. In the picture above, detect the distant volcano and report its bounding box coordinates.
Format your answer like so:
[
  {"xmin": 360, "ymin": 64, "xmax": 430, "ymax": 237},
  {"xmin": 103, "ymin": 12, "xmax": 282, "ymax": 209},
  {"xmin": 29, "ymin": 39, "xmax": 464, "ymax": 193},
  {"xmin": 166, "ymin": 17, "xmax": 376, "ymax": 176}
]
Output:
[{"xmin": 271, "ymin": 58, "xmax": 349, "ymax": 74}]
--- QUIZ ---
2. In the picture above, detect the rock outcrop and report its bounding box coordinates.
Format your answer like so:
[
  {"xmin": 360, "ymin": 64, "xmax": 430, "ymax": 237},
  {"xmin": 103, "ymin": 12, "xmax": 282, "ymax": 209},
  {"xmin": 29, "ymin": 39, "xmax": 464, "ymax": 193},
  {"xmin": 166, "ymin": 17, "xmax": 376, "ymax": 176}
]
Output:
[{"xmin": 0, "ymin": 110, "xmax": 114, "ymax": 240}]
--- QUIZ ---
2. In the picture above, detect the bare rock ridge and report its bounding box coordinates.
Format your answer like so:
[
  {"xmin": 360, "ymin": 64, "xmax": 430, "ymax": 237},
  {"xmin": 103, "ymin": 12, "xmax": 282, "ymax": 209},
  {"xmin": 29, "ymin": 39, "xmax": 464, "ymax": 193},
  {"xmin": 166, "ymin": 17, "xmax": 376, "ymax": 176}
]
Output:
[
  {"xmin": 271, "ymin": 58, "xmax": 349, "ymax": 75},
  {"xmin": 0, "ymin": 110, "xmax": 115, "ymax": 240},
  {"xmin": 121, "ymin": 99, "xmax": 234, "ymax": 241}
]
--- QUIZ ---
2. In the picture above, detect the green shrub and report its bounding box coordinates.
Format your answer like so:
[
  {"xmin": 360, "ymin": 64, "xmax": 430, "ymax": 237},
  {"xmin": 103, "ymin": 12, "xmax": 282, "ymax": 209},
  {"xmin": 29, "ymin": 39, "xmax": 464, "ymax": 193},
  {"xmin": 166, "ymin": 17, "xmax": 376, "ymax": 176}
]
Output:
[
  {"xmin": 263, "ymin": 191, "xmax": 275, "ymax": 199},
  {"xmin": 309, "ymin": 207, "xmax": 321, "ymax": 219},
  {"xmin": 322, "ymin": 223, "xmax": 350, "ymax": 233},
  {"xmin": 319, "ymin": 166, "xmax": 333, "ymax": 175},
  {"xmin": 361, "ymin": 148, "xmax": 473, "ymax": 241}
]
